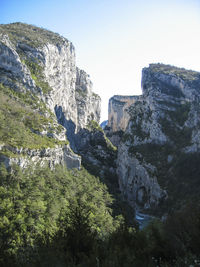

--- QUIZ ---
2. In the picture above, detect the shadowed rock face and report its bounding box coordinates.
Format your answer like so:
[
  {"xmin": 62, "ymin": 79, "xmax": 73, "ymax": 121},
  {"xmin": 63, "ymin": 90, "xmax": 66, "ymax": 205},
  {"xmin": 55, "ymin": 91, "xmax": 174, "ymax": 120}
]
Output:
[
  {"xmin": 116, "ymin": 64, "xmax": 200, "ymax": 212},
  {"xmin": 0, "ymin": 23, "xmax": 101, "ymax": 169}
]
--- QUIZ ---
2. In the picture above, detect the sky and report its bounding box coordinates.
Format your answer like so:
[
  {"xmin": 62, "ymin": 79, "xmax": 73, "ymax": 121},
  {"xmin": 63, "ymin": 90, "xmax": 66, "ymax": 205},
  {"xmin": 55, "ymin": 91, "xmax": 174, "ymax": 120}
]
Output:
[{"xmin": 1, "ymin": 0, "xmax": 200, "ymax": 121}]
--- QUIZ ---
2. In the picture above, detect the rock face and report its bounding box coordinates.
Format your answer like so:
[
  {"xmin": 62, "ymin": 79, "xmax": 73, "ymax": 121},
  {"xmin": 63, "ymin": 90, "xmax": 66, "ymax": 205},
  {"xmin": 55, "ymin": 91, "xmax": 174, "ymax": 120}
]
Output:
[
  {"xmin": 73, "ymin": 123, "xmax": 118, "ymax": 202},
  {"xmin": 116, "ymin": 64, "xmax": 200, "ymax": 211},
  {"xmin": 105, "ymin": 95, "xmax": 138, "ymax": 147},
  {"xmin": 75, "ymin": 126, "xmax": 117, "ymax": 178},
  {"xmin": 55, "ymin": 67, "xmax": 101, "ymax": 149},
  {"xmin": 0, "ymin": 23, "xmax": 100, "ymax": 131},
  {"xmin": 117, "ymin": 143, "xmax": 166, "ymax": 209},
  {"xmin": 75, "ymin": 67, "xmax": 101, "ymax": 131},
  {"xmin": 0, "ymin": 23, "xmax": 100, "ymax": 169},
  {"xmin": 108, "ymin": 95, "xmax": 139, "ymax": 132},
  {"xmin": 0, "ymin": 144, "xmax": 81, "ymax": 170}
]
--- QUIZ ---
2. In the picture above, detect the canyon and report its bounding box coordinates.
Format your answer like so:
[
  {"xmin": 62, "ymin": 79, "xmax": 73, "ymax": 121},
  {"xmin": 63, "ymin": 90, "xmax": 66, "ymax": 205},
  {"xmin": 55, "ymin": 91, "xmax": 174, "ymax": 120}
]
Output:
[{"xmin": 1, "ymin": 22, "xmax": 200, "ymax": 217}]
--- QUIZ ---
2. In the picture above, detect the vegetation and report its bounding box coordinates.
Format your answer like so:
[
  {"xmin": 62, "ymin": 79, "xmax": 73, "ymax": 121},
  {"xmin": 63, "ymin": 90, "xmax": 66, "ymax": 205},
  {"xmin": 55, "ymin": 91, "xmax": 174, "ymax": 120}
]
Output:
[
  {"xmin": 0, "ymin": 163, "xmax": 200, "ymax": 266},
  {"xmin": 0, "ymin": 82, "xmax": 50, "ymax": 113},
  {"xmin": 0, "ymin": 84, "xmax": 67, "ymax": 151},
  {"xmin": 149, "ymin": 63, "xmax": 200, "ymax": 83},
  {"xmin": 0, "ymin": 22, "xmax": 69, "ymax": 48},
  {"xmin": 158, "ymin": 101, "xmax": 192, "ymax": 147},
  {"xmin": 0, "ymin": 164, "xmax": 115, "ymax": 266},
  {"xmin": 166, "ymin": 102, "xmax": 190, "ymax": 126},
  {"xmin": 159, "ymin": 117, "xmax": 192, "ymax": 147},
  {"xmin": 92, "ymin": 92, "xmax": 100, "ymax": 99},
  {"xmin": 87, "ymin": 120, "xmax": 104, "ymax": 133},
  {"xmin": 158, "ymin": 79, "xmax": 185, "ymax": 98},
  {"xmin": 123, "ymin": 102, "xmax": 152, "ymax": 143},
  {"xmin": 75, "ymin": 88, "xmax": 88, "ymax": 98},
  {"xmin": 87, "ymin": 120, "xmax": 117, "ymax": 151},
  {"xmin": 23, "ymin": 60, "xmax": 52, "ymax": 94},
  {"xmin": 128, "ymin": 139, "xmax": 200, "ymax": 213}
]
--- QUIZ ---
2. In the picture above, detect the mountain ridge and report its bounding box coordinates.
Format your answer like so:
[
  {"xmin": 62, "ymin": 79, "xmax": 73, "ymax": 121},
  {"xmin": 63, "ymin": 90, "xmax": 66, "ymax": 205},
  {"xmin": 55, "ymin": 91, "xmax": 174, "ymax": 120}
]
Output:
[{"xmin": 106, "ymin": 63, "xmax": 200, "ymax": 213}]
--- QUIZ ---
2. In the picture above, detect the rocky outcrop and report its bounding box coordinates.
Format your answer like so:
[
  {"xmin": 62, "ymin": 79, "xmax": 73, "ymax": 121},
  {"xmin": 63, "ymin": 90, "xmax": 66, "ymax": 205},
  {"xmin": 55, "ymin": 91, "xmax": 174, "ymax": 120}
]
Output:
[
  {"xmin": 0, "ymin": 23, "xmax": 100, "ymax": 169},
  {"xmin": 117, "ymin": 143, "xmax": 166, "ymax": 209},
  {"xmin": 75, "ymin": 67, "xmax": 101, "ymax": 131},
  {"xmin": 108, "ymin": 95, "xmax": 139, "ymax": 132},
  {"xmin": 73, "ymin": 124, "xmax": 118, "ymax": 197},
  {"xmin": 0, "ymin": 34, "xmax": 36, "ymax": 92},
  {"xmin": 0, "ymin": 23, "xmax": 100, "ymax": 131},
  {"xmin": 75, "ymin": 127, "xmax": 117, "ymax": 176},
  {"xmin": 117, "ymin": 64, "xmax": 200, "ymax": 211},
  {"xmin": 105, "ymin": 95, "xmax": 138, "ymax": 147},
  {"xmin": 55, "ymin": 67, "xmax": 101, "ymax": 149},
  {"xmin": 0, "ymin": 144, "xmax": 81, "ymax": 170}
]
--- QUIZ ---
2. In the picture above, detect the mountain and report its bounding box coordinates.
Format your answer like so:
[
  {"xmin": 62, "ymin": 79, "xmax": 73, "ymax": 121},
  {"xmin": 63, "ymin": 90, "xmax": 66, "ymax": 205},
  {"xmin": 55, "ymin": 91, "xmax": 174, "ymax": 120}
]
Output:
[
  {"xmin": 108, "ymin": 63, "xmax": 200, "ymax": 213},
  {"xmin": 0, "ymin": 22, "xmax": 101, "ymax": 169}
]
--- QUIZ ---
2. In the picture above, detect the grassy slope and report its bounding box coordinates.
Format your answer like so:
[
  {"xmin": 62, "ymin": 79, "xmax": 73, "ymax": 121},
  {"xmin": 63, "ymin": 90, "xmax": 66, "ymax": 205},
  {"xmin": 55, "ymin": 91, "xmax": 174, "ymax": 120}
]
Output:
[
  {"xmin": 0, "ymin": 84, "xmax": 67, "ymax": 155},
  {"xmin": 0, "ymin": 22, "xmax": 69, "ymax": 48}
]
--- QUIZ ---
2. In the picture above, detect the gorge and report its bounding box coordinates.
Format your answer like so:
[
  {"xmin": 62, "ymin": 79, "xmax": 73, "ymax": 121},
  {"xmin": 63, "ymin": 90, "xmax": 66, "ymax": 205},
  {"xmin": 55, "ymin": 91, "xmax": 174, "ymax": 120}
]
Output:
[{"xmin": 1, "ymin": 22, "xmax": 200, "ymax": 266}]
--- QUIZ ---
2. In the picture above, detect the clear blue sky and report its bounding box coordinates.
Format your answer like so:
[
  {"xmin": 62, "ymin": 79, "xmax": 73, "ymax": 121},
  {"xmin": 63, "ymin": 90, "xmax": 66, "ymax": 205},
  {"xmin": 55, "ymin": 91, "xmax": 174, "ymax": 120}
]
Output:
[{"xmin": 1, "ymin": 0, "xmax": 200, "ymax": 121}]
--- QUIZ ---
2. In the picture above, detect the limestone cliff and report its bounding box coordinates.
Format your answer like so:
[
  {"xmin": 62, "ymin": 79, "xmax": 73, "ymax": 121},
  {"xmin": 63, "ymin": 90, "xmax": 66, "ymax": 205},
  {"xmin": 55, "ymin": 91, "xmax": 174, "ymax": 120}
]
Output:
[
  {"xmin": 0, "ymin": 23, "xmax": 100, "ymax": 169},
  {"xmin": 75, "ymin": 67, "xmax": 101, "ymax": 131},
  {"xmin": 117, "ymin": 64, "xmax": 200, "ymax": 212},
  {"xmin": 0, "ymin": 144, "xmax": 81, "ymax": 170},
  {"xmin": 108, "ymin": 95, "xmax": 138, "ymax": 132},
  {"xmin": 105, "ymin": 95, "xmax": 138, "ymax": 146}
]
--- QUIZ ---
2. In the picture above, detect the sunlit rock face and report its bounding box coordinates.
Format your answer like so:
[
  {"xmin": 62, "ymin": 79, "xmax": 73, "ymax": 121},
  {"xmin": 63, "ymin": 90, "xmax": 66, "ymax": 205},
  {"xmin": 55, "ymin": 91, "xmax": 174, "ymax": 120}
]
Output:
[
  {"xmin": 105, "ymin": 95, "xmax": 139, "ymax": 147},
  {"xmin": 0, "ymin": 23, "xmax": 101, "ymax": 132},
  {"xmin": 75, "ymin": 67, "xmax": 101, "ymax": 131},
  {"xmin": 0, "ymin": 145, "xmax": 81, "ymax": 170},
  {"xmin": 108, "ymin": 95, "xmax": 139, "ymax": 132},
  {"xmin": 0, "ymin": 23, "xmax": 100, "ymax": 169},
  {"xmin": 116, "ymin": 64, "xmax": 200, "ymax": 211}
]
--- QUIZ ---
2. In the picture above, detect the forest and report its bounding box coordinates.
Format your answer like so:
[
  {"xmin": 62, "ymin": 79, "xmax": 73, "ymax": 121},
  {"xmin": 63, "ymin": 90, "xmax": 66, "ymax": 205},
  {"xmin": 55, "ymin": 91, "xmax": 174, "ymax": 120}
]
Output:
[{"xmin": 0, "ymin": 163, "xmax": 200, "ymax": 267}]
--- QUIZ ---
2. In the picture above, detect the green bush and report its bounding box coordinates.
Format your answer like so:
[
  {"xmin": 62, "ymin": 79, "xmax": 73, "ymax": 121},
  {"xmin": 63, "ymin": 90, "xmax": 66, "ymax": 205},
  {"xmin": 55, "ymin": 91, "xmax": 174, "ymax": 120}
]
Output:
[{"xmin": 24, "ymin": 60, "xmax": 52, "ymax": 94}]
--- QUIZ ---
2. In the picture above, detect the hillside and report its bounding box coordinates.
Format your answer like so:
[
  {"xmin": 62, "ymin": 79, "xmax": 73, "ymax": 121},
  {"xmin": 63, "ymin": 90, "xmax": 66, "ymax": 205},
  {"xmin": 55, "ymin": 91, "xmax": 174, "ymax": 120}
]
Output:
[{"xmin": 0, "ymin": 22, "xmax": 101, "ymax": 168}]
